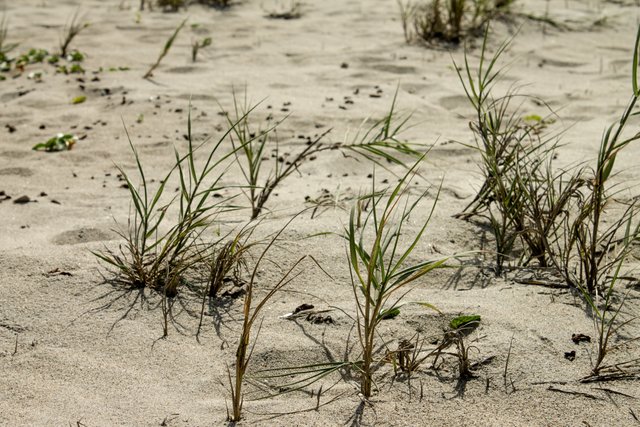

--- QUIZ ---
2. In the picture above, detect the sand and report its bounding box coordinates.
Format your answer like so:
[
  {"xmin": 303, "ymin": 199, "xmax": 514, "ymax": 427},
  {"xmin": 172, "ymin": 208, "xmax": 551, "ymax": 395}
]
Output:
[{"xmin": 1, "ymin": 0, "xmax": 640, "ymax": 425}]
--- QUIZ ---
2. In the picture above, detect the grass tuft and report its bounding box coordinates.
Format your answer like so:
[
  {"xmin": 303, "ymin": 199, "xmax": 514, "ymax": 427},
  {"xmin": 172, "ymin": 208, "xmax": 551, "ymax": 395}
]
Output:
[{"xmin": 59, "ymin": 10, "xmax": 89, "ymax": 58}]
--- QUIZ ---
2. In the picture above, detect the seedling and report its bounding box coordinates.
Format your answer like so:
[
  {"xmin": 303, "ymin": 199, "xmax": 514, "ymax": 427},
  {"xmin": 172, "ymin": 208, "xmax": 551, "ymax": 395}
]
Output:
[
  {"xmin": 347, "ymin": 158, "xmax": 447, "ymax": 397},
  {"xmin": 191, "ymin": 37, "xmax": 211, "ymax": 62},
  {"xmin": 60, "ymin": 11, "xmax": 89, "ymax": 57},
  {"xmin": 227, "ymin": 215, "xmax": 311, "ymax": 421},
  {"xmin": 143, "ymin": 18, "xmax": 187, "ymax": 79}
]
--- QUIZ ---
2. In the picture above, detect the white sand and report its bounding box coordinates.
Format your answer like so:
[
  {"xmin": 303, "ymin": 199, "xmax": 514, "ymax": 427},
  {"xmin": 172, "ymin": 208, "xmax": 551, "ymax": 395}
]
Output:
[{"xmin": 1, "ymin": 0, "xmax": 640, "ymax": 425}]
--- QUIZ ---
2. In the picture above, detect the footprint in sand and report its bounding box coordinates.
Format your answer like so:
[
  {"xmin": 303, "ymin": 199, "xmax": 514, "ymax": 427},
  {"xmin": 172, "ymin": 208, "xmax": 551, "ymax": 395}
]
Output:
[
  {"xmin": 0, "ymin": 167, "xmax": 33, "ymax": 177},
  {"xmin": 369, "ymin": 63, "xmax": 418, "ymax": 74},
  {"xmin": 438, "ymin": 94, "xmax": 469, "ymax": 111},
  {"xmin": 51, "ymin": 227, "xmax": 116, "ymax": 246},
  {"xmin": 165, "ymin": 66, "xmax": 200, "ymax": 74}
]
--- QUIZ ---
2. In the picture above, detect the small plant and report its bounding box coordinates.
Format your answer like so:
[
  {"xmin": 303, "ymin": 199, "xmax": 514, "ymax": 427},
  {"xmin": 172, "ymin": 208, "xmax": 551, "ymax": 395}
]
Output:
[
  {"xmin": 143, "ymin": 18, "xmax": 187, "ymax": 79},
  {"xmin": 66, "ymin": 50, "xmax": 84, "ymax": 62},
  {"xmin": 15, "ymin": 48, "xmax": 49, "ymax": 69},
  {"xmin": 0, "ymin": 14, "xmax": 18, "ymax": 63},
  {"xmin": 581, "ymin": 255, "xmax": 639, "ymax": 380},
  {"xmin": 191, "ymin": 37, "xmax": 211, "ymax": 62},
  {"xmin": 32, "ymin": 133, "xmax": 78, "ymax": 152},
  {"xmin": 347, "ymin": 159, "xmax": 447, "ymax": 398},
  {"xmin": 227, "ymin": 216, "xmax": 310, "ymax": 421},
  {"xmin": 400, "ymin": 0, "xmax": 514, "ymax": 45},
  {"xmin": 225, "ymin": 89, "xmax": 422, "ymax": 219},
  {"xmin": 59, "ymin": 11, "xmax": 89, "ymax": 57},
  {"xmin": 430, "ymin": 315, "xmax": 482, "ymax": 378}
]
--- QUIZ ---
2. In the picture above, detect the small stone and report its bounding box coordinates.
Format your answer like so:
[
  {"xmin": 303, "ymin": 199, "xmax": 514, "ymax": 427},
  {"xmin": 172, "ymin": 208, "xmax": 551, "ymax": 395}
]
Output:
[{"xmin": 13, "ymin": 195, "xmax": 31, "ymax": 204}]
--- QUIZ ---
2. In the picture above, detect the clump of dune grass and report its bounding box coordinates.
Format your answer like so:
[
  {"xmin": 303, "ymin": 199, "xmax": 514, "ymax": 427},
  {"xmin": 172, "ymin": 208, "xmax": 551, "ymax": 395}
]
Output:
[
  {"xmin": 143, "ymin": 18, "xmax": 186, "ymax": 79},
  {"xmin": 539, "ymin": 26, "xmax": 640, "ymax": 295},
  {"xmin": 94, "ymin": 107, "xmax": 243, "ymax": 302},
  {"xmin": 457, "ymin": 26, "xmax": 640, "ymax": 291},
  {"xmin": 399, "ymin": 0, "xmax": 515, "ymax": 45},
  {"xmin": 455, "ymin": 26, "xmax": 640, "ymax": 379},
  {"xmin": 59, "ymin": 10, "xmax": 89, "ymax": 58},
  {"xmin": 453, "ymin": 29, "xmax": 571, "ymax": 274},
  {"xmin": 224, "ymin": 89, "xmax": 423, "ymax": 219}
]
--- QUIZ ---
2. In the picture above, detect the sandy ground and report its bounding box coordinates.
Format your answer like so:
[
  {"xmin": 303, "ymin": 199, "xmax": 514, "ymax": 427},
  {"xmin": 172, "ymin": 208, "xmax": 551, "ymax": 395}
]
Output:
[{"xmin": 2, "ymin": 0, "xmax": 640, "ymax": 425}]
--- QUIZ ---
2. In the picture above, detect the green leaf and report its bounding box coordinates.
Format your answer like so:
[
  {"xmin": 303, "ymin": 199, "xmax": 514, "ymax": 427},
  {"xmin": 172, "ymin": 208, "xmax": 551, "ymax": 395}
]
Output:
[
  {"xmin": 72, "ymin": 95, "xmax": 86, "ymax": 104},
  {"xmin": 523, "ymin": 114, "xmax": 542, "ymax": 123},
  {"xmin": 379, "ymin": 307, "xmax": 400, "ymax": 320},
  {"xmin": 32, "ymin": 133, "xmax": 77, "ymax": 151},
  {"xmin": 450, "ymin": 314, "xmax": 481, "ymax": 330}
]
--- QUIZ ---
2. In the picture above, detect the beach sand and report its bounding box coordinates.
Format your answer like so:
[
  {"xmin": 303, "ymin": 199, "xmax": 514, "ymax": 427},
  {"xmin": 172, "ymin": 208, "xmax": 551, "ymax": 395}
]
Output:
[{"xmin": 1, "ymin": 0, "xmax": 640, "ymax": 425}]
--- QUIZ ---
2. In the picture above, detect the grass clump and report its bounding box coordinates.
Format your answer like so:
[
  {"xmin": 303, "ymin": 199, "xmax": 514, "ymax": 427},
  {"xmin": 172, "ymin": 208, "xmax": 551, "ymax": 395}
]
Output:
[
  {"xmin": 453, "ymin": 30, "xmax": 568, "ymax": 274},
  {"xmin": 399, "ymin": 0, "xmax": 515, "ymax": 45},
  {"xmin": 549, "ymin": 32, "xmax": 640, "ymax": 294},
  {"xmin": 455, "ymin": 27, "xmax": 640, "ymax": 380},
  {"xmin": 94, "ymin": 107, "xmax": 243, "ymax": 300},
  {"xmin": 456, "ymin": 26, "xmax": 640, "ymax": 293}
]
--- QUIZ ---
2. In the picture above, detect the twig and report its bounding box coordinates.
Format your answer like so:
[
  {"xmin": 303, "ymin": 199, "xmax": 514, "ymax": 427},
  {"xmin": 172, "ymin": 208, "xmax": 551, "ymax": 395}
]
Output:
[
  {"xmin": 504, "ymin": 333, "xmax": 515, "ymax": 393},
  {"xmin": 547, "ymin": 385, "xmax": 603, "ymax": 400}
]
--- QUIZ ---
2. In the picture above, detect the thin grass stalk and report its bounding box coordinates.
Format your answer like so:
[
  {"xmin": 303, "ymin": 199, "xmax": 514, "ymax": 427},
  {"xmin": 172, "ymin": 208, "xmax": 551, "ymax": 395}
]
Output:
[
  {"xmin": 229, "ymin": 213, "xmax": 310, "ymax": 421},
  {"xmin": 59, "ymin": 10, "xmax": 89, "ymax": 57},
  {"xmin": 143, "ymin": 18, "xmax": 187, "ymax": 79}
]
